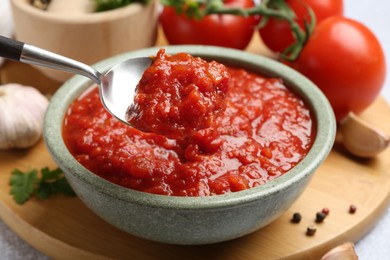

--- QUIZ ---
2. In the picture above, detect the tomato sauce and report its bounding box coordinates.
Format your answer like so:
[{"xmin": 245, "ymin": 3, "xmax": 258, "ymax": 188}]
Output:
[
  {"xmin": 127, "ymin": 49, "xmax": 229, "ymax": 139},
  {"xmin": 63, "ymin": 52, "xmax": 314, "ymax": 196}
]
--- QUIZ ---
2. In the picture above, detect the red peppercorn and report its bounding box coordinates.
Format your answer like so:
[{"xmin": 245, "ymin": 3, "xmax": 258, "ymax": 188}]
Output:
[{"xmin": 322, "ymin": 208, "xmax": 330, "ymax": 216}]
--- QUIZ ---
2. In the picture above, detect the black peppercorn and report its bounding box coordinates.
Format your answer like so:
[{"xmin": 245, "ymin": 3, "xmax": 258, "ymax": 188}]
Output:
[
  {"xmin": 349, "ymin": 204, "xmax": 357, "ymax": 214},
  {"xmin": 306, "ymin": 225, "xmax": 317, "ymax": 236},
  {"xmin": 315, "ymin": 212, "xmax": 326, "ymax": 223},
  {"xmin": 291, "ymin": 212, "xmax": 302, "ymax": 223}
]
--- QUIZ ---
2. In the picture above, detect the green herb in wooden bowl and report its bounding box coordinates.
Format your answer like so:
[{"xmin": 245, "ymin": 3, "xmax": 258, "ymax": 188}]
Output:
[{"xmin": 93, "ymin": 0, "xmax": 152, "ymax": 12}]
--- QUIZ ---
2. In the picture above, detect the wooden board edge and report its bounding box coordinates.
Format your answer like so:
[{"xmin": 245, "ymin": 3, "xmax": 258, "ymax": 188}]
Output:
[{"xmin": 0, "ymin": 201, "xmax": 111, "ymax": 260}]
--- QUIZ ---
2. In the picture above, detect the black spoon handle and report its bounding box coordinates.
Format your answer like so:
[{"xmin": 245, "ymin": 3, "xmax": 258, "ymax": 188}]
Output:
[
  {"xmin": 0, "ymin": 35, "xmax": 24, "ymax": 61},
  {"xmin": 0, "ymin": 35, "xmax": 101, "ymax": 83}
]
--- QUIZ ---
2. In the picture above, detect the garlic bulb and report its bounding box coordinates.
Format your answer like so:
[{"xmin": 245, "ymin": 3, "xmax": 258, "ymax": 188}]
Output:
[{"xmin": 0, "ymin": 83, "xmax": 49, "ymax": 149}]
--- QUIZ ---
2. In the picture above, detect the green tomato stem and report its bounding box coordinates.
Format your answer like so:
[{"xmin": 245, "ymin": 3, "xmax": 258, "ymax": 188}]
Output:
[{"xmin": 161, "ymin": 0, "xmax": 316, "ymax": 61}]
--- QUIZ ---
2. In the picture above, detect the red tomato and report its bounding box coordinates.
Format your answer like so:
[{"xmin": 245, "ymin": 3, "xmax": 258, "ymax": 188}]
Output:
[
  {"xmin": 259, "ymin": 0, "xmax": 344, "ymax": 53},
  {"xmin": 292, "ymin": 16, "xmax": 386, "ymax": 121},
  {"xmin": 160, "ymin": 0, "xmax": 256, "ymax": 50}
]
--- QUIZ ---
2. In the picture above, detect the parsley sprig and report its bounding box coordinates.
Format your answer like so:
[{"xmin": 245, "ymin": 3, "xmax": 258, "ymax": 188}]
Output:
[
  {"xmin": 93, "ymin": 0, "xmax": 151, "ymax": 12},
  {"xmin": 10, "ymin": 167, "xmax": 76, "ymax": 205}
]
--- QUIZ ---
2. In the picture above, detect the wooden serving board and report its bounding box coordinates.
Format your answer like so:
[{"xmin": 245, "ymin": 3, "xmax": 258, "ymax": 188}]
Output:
[
  {"xmin": 1, "ymin": 31, "xmax": 390, "ymax": 259},
  {"xmin": 1, "ymin": 98, "xmax": 390, "ymax": 260}
]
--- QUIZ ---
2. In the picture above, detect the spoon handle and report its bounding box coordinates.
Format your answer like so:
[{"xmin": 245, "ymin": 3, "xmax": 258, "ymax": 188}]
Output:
[
  {"xmin": 0, "ymin": 35, "xmax": 23, "ymax": 61},
  {"xmin": 0, "ymin": 35, "xmax": 102, "ymax": 84}
]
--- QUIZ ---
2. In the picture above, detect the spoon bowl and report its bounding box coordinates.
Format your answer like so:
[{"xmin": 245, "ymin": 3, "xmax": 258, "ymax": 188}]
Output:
[
  {"xmin": 100, "ymin": 57, "xmax": 152, "ymax": 122},
  {"xmin": 0, "ymin": 35, "xmax": 152, "ymax": 125}
]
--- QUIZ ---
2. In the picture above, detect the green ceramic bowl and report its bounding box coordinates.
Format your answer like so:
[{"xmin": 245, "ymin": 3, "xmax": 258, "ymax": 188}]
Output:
[{"xmin": 44, "ymin": 45, "xmax": 336, "ymax": 245}]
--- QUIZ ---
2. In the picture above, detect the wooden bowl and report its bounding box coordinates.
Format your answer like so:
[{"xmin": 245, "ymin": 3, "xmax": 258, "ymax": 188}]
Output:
[{"xmin": 10, "ymin": 0, "xmax": 159, "ymax": 82}]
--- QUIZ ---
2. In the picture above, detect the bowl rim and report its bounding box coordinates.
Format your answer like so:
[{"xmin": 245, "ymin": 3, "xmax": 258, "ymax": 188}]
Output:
[{"xmin": 44, "ymin": 45, "xmax": 336, "ymax": 210}]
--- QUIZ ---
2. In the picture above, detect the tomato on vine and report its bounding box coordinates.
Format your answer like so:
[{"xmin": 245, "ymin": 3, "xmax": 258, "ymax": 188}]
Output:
[
  {"xmin": 259, "ymin": 0, "xmax": 344, "ymax": 53},
  {"xmin": 292, "ymin": 16, "xmax": 386, "ymax": 121},
  {"xmin": 160, "ymin": 0, "xmax": 257, "ymax": 50},
  {"xmin": 159, "ymin": 0, "xmax": 386, "ymax": 122}
]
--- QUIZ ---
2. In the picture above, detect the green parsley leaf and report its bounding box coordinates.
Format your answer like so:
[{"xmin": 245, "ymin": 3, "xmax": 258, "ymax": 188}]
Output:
[
  {"xmin": 10, "ymin": 169, "xmax": 38, "ymax": 205},
  {"xmin": 41, "ymin": 167, "xmax": 62, "ymax": 182},
  {"xmin": 9, "ymin": 167, "xmax": 76, "ymax": 205},
  {"xmin": 93, "ymin": 0, "xmax": 151, "ymax": 12}
]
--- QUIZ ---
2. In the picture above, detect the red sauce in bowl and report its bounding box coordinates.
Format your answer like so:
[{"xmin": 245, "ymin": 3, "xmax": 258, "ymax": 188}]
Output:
[
  {"xmin": 63, "ymin": 51, "xmax": 315, "ymax": 196},
  {"xmin": 127, "ymin": 49, "xmax": 229, "ymax": 139}
]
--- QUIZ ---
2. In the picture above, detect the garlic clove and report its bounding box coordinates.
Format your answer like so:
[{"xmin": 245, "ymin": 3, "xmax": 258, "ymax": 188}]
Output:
[
  {"xmin": 0, "ymin": 83, "xmax": 49, "ymax": 150},
  {"xmin": 339, "ymin": 112, "xmax": 390, "ymax": 158},
  {"xmin": 321, "ymin": 242, "xmax": 358, "ymax": 260}
]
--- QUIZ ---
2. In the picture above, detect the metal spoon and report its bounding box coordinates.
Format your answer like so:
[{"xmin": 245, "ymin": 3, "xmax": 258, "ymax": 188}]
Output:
[{"xmin": 0, "ymin": 35, "xmax": 152, "ymax": 125}]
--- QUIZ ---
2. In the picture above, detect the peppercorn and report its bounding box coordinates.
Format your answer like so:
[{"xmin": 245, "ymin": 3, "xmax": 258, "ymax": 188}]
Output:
[
  {"xmin": 322, "ymin": 207, "xmax": 330, "ymax": 216},
  {"xmin": 306, "ymin": 225, "xmax": 317, "ymax": 236},
  {"xmin": 291, "ymin": 212, "xmax": 302, "ymax": 223},
  {"xmin": 315, "ymin": 212, "xmax": 326, "ymax": 223},
  {"xmin": 349, "ymin": 204, "xmax": 357, "ymax": 214}
]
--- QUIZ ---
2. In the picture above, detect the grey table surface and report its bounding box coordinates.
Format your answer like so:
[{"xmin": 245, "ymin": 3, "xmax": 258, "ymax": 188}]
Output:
[{"xmin": 1, "ymin": 0, "xmax": 390, "ymax": 259}]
